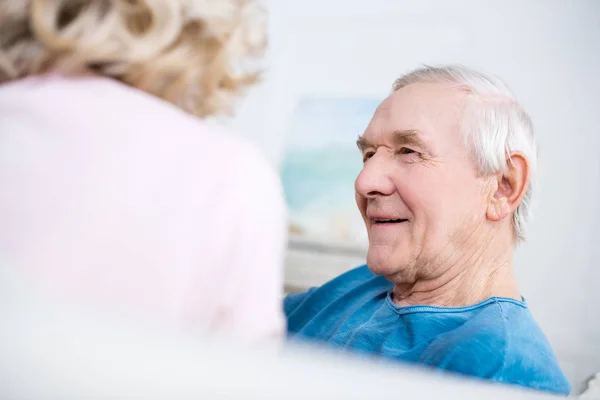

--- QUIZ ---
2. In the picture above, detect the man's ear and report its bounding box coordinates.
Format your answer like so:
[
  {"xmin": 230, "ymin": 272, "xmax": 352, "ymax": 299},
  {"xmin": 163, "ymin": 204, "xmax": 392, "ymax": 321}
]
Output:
[{"xmin": 486, "ymin": 152, "xmax": 530, "ymax": 222}]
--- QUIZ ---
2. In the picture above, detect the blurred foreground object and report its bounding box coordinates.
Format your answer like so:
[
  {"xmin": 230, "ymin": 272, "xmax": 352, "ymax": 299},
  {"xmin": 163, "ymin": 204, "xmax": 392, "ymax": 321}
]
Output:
[{"xmin": 0, "ymin": 267, "xmax": 563, "ymax": 400}]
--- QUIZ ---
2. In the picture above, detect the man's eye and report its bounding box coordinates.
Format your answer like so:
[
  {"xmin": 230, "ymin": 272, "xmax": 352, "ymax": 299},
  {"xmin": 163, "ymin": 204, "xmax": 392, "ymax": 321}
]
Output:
[
  {"xmin": 362, "ymin": 151, "xmax": 375, "ymax": 162},
  {"xmin": 398, "ymin": 147, "xmax": 416, "ymax": 155}
]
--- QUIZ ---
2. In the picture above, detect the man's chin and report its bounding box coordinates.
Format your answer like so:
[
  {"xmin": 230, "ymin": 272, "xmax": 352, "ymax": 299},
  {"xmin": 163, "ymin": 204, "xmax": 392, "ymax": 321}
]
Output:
[{"xmin": 365, "ymin": 251, "xmax": 405, "ymax": 278}]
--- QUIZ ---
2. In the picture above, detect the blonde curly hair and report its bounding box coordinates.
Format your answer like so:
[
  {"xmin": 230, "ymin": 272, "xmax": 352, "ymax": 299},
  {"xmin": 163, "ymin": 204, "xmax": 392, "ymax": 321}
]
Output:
[{"xmin": 0, "ymin": 0, "xmax": 267, "ymax": 117}]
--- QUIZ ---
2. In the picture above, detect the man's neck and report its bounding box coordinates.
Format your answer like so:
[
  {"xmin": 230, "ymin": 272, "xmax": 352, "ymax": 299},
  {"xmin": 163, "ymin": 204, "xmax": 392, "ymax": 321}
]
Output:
[{"xmin": 391, "ymin": 235, "xmax": 520, "ymax": 308}]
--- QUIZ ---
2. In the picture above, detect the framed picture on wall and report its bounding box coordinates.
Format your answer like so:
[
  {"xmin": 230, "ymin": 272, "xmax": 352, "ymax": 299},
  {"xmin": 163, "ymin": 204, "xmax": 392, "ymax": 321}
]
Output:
[{"xmin": 280, "ymin": 96, "xmax": 380, "ymax": 251}]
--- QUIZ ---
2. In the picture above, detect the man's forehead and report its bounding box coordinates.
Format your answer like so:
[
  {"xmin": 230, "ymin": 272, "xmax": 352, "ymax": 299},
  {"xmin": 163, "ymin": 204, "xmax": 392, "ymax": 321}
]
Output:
[
  {"xmin": 363, "ymin": 83, "xmax": 465, "ymax": 142},
  {"xmin": 381, "ymin": 82, "xmax": 465, "ymax": 117}
]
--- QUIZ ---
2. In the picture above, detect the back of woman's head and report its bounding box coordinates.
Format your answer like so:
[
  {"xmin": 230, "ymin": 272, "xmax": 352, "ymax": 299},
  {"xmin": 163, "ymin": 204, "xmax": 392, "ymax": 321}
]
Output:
[{"xmin": 0, "ymin": 0, "xmax": 266, "ymax": 117}]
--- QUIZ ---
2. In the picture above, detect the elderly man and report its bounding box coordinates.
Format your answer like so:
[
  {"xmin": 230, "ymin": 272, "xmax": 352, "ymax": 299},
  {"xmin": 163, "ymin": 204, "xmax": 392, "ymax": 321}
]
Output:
[{"xmin": 284, "ymin": 65, "xmax": 570, "ymax": 395}]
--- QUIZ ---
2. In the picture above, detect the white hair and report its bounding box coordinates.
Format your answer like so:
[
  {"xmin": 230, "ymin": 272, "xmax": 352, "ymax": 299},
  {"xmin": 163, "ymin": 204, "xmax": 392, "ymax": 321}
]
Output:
[{"xmin": 393, "ymin": 65, "xmax": 537, "ymax": 243}]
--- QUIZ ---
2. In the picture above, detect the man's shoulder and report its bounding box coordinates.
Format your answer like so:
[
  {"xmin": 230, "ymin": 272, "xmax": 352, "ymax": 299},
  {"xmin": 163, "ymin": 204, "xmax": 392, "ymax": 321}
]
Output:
[
  {"xmin": 426, "ymin": 299, "xmax": 570, "ymax": 394},
  {"xmin": 285, "ymin": 265, "xmax": 375, "ymax": 308},
  {"xmin": 284, "ymin": 265, "xmax": 388, "ymax": 324},
  {"xmin": 497, "ymin": 303, "xmax": 571, "ymax": 394}
]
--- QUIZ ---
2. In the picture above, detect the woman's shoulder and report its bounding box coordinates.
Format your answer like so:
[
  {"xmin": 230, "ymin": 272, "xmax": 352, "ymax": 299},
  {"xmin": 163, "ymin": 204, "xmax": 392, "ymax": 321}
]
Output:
[
  {"xmin": 1, "ymin": 74, "xmax": 280, "ymax": 204},
  {"xmin": 2, "ymin": 74, "xmax": 269, "ymax": 167}
]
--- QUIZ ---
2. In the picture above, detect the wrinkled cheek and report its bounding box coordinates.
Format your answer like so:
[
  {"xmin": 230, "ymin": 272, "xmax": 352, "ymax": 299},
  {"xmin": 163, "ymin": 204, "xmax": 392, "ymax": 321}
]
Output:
[{"xmin": 415, "ymin": 217, "xmax": 458, "ymax": 264}]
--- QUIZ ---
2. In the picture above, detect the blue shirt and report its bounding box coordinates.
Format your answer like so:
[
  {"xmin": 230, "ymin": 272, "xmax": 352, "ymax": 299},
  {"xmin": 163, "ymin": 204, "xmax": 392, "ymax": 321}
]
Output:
[{"xmin": 285, "ymin": 265, "xmax": 570, "ymax": 395}]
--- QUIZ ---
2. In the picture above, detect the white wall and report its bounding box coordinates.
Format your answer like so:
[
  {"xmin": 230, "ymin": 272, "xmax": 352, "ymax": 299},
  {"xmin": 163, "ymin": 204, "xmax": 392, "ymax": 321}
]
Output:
[{"xmin": 230, "ymin": 0, "xmax": 600, "ymax": 392}]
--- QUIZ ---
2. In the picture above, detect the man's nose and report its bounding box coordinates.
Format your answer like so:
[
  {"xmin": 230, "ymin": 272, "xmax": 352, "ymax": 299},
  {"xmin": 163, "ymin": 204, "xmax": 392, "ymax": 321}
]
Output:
[{"xmin": 355, "ymin": 151, "xmax": 396, "ymax": 198}]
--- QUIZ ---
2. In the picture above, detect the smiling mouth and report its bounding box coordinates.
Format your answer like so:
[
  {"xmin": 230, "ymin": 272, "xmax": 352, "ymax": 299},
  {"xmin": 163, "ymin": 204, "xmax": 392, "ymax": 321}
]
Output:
[{"xmin": 371, "ymin": 218, "xmax": 409, "ymax": 224}]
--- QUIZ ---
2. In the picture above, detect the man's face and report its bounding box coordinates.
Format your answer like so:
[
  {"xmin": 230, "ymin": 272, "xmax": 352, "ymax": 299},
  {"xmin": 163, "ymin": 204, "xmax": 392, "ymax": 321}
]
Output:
[{"xmin": 355, "ymin": 83, "xmax": 491, "ymax": 282}]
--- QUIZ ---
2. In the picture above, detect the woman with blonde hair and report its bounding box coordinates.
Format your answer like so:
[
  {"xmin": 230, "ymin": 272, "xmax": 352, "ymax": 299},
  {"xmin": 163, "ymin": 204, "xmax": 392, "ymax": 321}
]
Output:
[{"xmin": 0, "ymin": 0, "xmax": 287, "ymax": 341}]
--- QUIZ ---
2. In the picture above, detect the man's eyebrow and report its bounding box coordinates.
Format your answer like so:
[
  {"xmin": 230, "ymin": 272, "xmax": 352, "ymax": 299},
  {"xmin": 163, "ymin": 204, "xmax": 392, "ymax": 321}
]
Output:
[
  {"xmin": 392, "ymin": 129, "xmax": 426, "ymax": 148},
  {"xmin": 356, "ymin": 129, "xmax": 428, "ymax": 151},
  {"xmin": 356, "ymin": 135, "xmax": 372, "ymax": 151}
]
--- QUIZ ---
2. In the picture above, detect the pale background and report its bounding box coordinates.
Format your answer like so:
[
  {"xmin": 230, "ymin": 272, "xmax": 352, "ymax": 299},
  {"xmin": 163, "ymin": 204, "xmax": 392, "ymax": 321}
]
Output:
[{"xmin": 222, "ymin": 0, "xmax": 600, "ymax": 393}]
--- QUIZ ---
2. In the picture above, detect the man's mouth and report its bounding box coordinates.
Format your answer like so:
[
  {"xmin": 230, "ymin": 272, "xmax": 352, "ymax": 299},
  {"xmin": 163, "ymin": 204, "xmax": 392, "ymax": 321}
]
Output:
[{"xmin": 371, "ymin": 218, "xmax": 409, "ymax": 224}]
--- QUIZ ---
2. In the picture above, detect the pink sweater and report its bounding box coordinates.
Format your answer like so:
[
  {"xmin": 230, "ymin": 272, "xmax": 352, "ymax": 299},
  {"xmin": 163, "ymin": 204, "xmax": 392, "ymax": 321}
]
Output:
[{"xmin": 0, "ymin": 75, "xmax": 287, "ymax": 341}]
